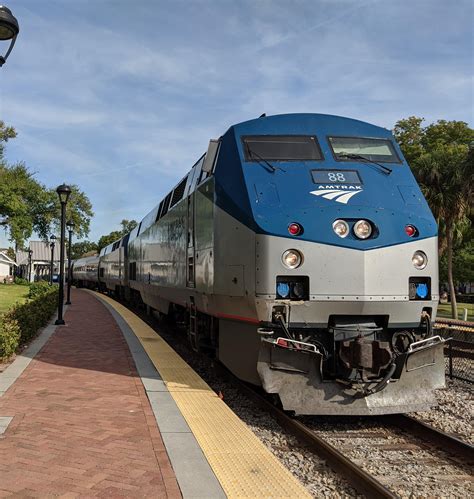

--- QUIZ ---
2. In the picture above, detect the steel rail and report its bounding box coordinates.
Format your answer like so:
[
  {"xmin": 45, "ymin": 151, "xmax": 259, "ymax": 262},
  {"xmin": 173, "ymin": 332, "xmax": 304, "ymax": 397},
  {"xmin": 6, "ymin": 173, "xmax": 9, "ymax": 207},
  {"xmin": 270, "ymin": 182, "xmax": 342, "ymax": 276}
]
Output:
[
  {"xmin": 217, "ymin": 366, "xmax": 396, "ymax": 499},
  {"xmin": 384, "ymin": 414, "xmax": 474, "ymax": 464}
]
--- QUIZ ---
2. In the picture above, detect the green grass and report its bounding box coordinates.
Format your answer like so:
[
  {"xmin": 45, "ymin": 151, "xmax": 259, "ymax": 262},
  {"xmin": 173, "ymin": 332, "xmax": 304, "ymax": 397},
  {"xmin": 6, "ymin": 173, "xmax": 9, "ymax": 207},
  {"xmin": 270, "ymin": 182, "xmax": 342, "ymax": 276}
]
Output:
[
  {"xmin": 436, "ymin": 302, "xmax": 474, "ymax": 322},
  {"xmin": 0, "ymin": 284, "xmax": 29, "ymax": 316}
]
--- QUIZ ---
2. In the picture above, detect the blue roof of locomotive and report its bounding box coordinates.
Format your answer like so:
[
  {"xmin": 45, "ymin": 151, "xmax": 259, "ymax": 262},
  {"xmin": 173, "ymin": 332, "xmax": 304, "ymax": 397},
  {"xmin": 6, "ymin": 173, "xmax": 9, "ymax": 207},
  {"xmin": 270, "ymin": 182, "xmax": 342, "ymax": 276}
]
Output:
[{"xmin": 213, "ymin": 113, "xmax": 437, "ymax": 250}]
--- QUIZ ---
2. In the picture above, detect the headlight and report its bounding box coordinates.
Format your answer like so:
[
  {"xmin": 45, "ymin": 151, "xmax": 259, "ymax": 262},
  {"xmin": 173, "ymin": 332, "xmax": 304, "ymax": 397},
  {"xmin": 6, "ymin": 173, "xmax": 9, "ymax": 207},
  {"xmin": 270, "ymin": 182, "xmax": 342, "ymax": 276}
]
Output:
[
  {"xmin": 353, "ymin": 219, "xmax": 372, "ymax": 239},
  {"xmin": 412, "ymin": 251, "xmax": 427, "ymax": 270},
  {"xmin": 282, "ymin": 249, "xmax": 303, "ymax": 269},
  {"xmin": 333, "ymin": 220, "xmax": 349, "ymax": 238}
]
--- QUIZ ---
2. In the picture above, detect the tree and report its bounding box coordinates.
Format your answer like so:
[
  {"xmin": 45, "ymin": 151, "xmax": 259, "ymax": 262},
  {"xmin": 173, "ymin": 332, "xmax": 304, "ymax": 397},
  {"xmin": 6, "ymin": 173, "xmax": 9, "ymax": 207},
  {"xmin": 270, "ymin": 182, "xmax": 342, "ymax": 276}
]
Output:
[
  {"xmin": 394, "ymin": 118, "xmax": 474, "ymax": 318},
  {"xmin": 5, "ymin": 247, "xmax": 15, "ymax": 261},
  {"xmin": 440, "ymin": 240, "xmax": 474, "ymax": 286},
  {"xmin": 0, "ymin": 163, "xmax": 52, "ymax": 249},
  {"xmin": 0, "ymin": 121, "xmax": 16, "ymax": 161},
  {"xmin": 50, "ymin": 185, "xmax": 94, "ymax": 240},
  {"xmin": 97, "ymin": 231, "xmax": 122, "ymax": 252},
  {"xmin": 394, "ymin": 117, "xmax": 474, "ymax": 158},
  {"xmin": 0, "ymin": 123, "xmax": 94, "ymax": 248},
  {"xmin": 97, "ymin": 219, "xmax": 137, "ymax": 252},
  {"xmin": 120, "ymin": 219, "xmax": 137, "ymax": 234},
  {"xmin": 70, "ymin": 241, "xmax": 98, "ymax": 260},
  {"xmin": 393, "ymin": 116, "xmax": 425, "ymax": 165}
]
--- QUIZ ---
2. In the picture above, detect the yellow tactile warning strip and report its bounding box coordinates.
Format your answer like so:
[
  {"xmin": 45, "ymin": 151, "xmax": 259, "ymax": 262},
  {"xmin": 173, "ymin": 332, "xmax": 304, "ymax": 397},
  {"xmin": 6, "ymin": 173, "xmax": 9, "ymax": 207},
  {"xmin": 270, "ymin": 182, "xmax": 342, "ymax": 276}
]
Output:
[{"xmin": 92, "ymin": 292, "xmax": 311, "ymax": 498}]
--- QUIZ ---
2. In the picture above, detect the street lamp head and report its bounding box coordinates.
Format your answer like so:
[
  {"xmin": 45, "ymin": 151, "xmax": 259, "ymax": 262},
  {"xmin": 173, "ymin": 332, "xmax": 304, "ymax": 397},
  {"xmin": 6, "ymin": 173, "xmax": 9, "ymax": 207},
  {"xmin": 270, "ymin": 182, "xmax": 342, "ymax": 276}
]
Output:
[
  {"xmin": 28, "ymin": 248, "xmax": 33, "ymax": 256},
  {"xmin": 66, "ymin": 220, "xmax": 75, "ymax": 231},
  {"xmin": 50, "ymin": 234, "xmax": 57, "ymax": 241},
  {"xmin": 56, "ymin": 183, "xmax": 72, "ymax": 205},
  {"xmin": 0, "ymin": 6, "xmax": 19, "ymax": 40}
]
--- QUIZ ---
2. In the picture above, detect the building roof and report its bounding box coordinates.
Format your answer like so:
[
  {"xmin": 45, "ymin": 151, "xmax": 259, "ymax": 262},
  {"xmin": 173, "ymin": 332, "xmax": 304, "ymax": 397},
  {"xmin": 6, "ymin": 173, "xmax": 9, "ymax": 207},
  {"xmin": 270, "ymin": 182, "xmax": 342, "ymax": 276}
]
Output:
[
  {"xmin": 0, "ymin": 251, "xmax": 17, "ymax": 266},
  {"xmin": 16, "ymin": 241, "xmax": 61, "ymax": 265},
  {"xmin": 29, "ymin": 241, "xmax": 60, "ymax": 263}
]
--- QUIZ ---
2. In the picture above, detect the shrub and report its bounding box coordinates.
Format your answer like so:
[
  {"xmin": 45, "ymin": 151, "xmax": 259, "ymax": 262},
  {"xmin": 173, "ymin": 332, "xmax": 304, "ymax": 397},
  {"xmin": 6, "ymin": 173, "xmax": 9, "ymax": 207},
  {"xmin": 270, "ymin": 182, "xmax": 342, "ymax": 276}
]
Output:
[
  {"xmin": 0, "ymin": 287, "xmax": 58, "ymax": 360},
  {"xmin": 14, "ymin": 277, "xmax": 29, "ymax": 286},
  {"xmin": 0, "ymin": 318, "xmax": 20, "ymax": 360},
  {"xmin": 28, "ymin": 281, "xmax": 52, "ymax": 299}
]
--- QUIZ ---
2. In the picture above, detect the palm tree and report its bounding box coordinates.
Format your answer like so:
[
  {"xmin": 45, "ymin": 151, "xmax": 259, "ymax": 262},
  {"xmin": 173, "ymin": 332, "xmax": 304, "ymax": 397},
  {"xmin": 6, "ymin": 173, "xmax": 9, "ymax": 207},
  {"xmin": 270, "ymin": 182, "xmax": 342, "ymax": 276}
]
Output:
[{"xmin": 414, "ymin": 145, "xmax": 474, "ymax": 318}]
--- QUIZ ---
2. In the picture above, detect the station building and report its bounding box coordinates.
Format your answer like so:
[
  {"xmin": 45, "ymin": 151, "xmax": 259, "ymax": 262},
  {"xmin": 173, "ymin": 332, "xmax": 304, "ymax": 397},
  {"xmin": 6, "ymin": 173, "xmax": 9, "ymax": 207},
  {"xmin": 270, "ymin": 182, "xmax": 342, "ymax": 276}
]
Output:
[{"xmin": 15, "ymin": 241, "xmax": 60, "ymax": 282}]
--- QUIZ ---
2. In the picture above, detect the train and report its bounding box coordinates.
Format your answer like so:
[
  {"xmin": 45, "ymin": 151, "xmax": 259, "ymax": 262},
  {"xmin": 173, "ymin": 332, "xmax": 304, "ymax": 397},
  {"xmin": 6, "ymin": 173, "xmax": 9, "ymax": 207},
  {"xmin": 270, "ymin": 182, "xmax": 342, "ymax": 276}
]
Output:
[{"xmin": 72, "ymin": 113, "xmax": 446, "ymax": 415}]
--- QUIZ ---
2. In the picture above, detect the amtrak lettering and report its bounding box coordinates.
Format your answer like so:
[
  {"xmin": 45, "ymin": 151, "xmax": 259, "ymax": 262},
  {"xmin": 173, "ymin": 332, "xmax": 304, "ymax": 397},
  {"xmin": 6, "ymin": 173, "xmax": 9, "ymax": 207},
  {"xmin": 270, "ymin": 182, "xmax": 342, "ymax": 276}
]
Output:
[{"xmin": 316, "ymin": 185, "xmax": 362, "ymax": 190}]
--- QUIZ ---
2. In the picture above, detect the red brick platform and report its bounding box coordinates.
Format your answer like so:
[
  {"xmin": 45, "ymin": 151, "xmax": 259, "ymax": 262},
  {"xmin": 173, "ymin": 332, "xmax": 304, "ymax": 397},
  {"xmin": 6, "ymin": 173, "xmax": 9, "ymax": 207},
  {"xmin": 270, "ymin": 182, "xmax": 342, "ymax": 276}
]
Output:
[{"xmin": 0, "ymin": 289, "xmax": 181, "ymax": 497}]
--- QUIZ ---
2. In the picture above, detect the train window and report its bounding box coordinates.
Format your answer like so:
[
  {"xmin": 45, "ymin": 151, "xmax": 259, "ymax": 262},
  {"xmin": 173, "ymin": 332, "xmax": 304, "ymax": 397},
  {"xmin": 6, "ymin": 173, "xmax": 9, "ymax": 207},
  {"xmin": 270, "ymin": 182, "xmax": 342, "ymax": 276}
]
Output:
[
  {"xmin": 242, "ymin": 136, "xmax": 323, "ymax": 161},
  {"xmin": 170, "ymin": 176, "xmax": 188, "ymax": 207},
  {"xmin": 156, "ymin": 200, "xmax": 165, "ymax": 221},
  {"xmin": 160, "ymin": 192, "xmax": 173, "ymax": 218},
  {"xmin": 329, "ymin": 137, "xmax": 401, "ymax": 163}
]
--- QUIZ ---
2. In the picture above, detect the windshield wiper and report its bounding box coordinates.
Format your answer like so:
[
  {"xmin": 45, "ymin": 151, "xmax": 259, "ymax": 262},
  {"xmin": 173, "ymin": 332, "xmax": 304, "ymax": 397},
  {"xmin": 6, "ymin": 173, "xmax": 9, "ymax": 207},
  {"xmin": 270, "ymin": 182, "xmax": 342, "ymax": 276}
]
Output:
[
  {"xmin": 245, "ymin": 144, "xmax": 286, "ymax": 174},
  {"xmin": 337, "ymin": 153, "xmax": 392, "ymax": 175}
]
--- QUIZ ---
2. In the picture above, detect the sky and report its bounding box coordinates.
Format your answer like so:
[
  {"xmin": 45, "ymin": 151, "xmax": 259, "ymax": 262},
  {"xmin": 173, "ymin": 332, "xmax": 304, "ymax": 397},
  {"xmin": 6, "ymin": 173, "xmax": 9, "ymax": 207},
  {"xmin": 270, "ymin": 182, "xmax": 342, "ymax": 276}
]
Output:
[{"xmin": 0, "ymin": 0, "xmax": 473, "ymax": 247}]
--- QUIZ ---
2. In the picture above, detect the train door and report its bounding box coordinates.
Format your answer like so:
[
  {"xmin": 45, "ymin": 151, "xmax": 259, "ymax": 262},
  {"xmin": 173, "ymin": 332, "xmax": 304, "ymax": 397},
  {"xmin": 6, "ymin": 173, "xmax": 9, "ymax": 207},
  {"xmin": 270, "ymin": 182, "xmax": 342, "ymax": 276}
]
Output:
[{"xmin": 187, "ymin": 193, "xmax": 195, "ymax": 287}]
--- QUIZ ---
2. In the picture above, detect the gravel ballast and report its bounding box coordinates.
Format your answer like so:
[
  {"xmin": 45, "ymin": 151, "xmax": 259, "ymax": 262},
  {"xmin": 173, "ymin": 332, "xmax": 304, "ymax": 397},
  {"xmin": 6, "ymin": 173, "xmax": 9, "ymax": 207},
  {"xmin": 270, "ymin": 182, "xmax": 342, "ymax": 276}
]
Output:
[{"xmin": 411, "ymin": 378, "xmax": 473, "ymax": 444}]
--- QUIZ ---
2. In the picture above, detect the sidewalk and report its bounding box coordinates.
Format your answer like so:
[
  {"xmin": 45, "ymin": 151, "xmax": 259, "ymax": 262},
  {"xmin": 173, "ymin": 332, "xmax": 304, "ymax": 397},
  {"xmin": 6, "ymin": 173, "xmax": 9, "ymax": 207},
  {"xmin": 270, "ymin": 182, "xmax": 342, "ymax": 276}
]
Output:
[{"xmin": 0, "ymin": 289, "xmax": 181, "ymax": 497}]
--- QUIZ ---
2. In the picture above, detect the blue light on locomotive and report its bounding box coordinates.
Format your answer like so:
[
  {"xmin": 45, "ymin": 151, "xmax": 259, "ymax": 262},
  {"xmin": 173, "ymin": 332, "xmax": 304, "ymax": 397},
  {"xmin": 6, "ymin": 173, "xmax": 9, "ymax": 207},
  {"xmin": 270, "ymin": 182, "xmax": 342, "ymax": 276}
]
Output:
[
  {"xmin": 276, "ymin": 282, "xmax": 290, "ymax": 298},
  {"xmin": 416, "ymin": 283, "xmax": 429, "ymax": 299}
]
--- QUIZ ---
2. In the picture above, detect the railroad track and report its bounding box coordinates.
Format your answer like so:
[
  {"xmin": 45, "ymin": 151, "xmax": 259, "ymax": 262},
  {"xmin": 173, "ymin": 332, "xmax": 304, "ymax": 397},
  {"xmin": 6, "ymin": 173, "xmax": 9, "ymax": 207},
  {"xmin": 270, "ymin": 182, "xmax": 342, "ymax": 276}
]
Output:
[{"xmin": 225, "ymin": 369, "xmax": 474, "ymax": 498}]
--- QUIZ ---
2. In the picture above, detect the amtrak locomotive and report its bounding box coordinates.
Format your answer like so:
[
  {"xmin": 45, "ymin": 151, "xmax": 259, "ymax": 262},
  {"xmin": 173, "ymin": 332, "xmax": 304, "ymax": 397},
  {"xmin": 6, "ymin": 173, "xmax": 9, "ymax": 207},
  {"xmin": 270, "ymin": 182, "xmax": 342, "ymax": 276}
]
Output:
[{"xmin": 73, "ymin": 113, "xmax": 445, "ymax": 415}]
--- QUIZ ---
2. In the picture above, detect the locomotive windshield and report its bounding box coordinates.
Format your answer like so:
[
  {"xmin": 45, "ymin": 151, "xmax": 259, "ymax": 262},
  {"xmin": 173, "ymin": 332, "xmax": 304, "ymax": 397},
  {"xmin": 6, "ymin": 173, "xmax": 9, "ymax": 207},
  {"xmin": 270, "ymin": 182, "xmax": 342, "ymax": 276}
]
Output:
[
  {"xmin": 329, "ymin": 137, "xmax": 401, "ymax": 163},
  {"xmin": 243, "ymin": 135, "xmax": 322, "ymax": 161}
]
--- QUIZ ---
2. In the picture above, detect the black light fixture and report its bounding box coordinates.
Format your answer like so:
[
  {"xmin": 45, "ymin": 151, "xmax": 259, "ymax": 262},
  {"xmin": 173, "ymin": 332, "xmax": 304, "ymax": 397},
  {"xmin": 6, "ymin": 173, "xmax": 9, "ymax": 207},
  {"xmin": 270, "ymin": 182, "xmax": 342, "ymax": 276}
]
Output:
[
  {"xmin": 0, "ymin": 5, "xmax": 19, "ymax": 67},
  {"xmin": 55, "ymin": 184, "xmax": 72, "ymax": 326},
  {"xmin": 65, "ymin": 220, "xmax": 75, "ymax": 305},
  {"xmin": 27, "ymin": 248, "xmax": 33, "ymax": 282},
  {"xmin": 49, "ymin": 234, "xmax": 56, "ymax": 285}
]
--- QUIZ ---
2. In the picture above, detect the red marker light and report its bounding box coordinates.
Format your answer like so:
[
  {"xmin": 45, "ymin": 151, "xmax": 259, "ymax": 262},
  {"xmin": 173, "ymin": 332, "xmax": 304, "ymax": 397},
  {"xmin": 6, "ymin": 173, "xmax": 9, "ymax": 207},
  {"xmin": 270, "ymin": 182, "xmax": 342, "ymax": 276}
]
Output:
[
  {"xmin": 405, "ymin": 225, "xmax": 417, "ymax": 237},
  {"xmin": 288, "ymin": 223, "xmax": 303, "ymax": 236}
]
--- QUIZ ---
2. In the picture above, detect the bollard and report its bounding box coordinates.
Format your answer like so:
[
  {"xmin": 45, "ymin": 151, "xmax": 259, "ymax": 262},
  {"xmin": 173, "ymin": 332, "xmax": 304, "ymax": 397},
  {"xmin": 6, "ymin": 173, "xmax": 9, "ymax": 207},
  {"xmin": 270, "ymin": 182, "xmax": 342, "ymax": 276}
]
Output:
[{"xmin": 462, "ymin": 308, "xmax": 468, "ymax": 321}]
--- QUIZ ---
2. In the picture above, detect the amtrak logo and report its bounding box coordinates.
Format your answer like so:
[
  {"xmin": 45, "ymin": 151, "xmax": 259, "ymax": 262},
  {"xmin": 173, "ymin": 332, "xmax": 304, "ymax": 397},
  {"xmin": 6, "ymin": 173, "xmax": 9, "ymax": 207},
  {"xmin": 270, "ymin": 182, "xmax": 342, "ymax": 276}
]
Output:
[{"xmin": 310, "ymin": 185, "xmax": 363, "ymax": 205}]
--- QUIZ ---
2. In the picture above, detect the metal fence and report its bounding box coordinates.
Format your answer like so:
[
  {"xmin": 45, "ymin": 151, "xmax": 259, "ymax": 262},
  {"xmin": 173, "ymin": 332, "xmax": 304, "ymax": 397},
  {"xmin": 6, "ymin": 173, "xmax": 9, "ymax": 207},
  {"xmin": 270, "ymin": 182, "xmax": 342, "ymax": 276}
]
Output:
[{"xmin": 435, "ymin": 319, "xmax": 473, "ymax": 383}]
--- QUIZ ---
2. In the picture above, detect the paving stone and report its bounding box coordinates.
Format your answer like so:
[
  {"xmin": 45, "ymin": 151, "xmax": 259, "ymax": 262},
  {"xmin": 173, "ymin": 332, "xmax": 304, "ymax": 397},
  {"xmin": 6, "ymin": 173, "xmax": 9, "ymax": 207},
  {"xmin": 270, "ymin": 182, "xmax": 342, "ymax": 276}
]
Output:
[{"xmin": 0, "ymin": 289, "xmax": 180, "ymax": 497}]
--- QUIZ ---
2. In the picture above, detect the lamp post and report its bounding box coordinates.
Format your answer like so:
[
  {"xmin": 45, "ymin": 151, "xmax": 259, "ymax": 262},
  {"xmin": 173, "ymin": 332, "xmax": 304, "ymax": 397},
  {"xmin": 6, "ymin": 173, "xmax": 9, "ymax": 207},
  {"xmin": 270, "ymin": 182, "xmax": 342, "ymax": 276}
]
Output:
[
  {"xmin": 55, "ymin": 184, "xmax": 71, "ymax": 326},
  {"xmin": 49, "ymin": 234, "xmax": 56, "ymax": 285},
  {"xmin": 65, "ymin": 220, "xmax": 75, "ymax": 305},
  {"xmin": 0, "ymin": 5, "xmax": 19, "ymax": 67},
  {"xmin": 27, "ymin": 248, "xmax": 33, "ymax": 282}
]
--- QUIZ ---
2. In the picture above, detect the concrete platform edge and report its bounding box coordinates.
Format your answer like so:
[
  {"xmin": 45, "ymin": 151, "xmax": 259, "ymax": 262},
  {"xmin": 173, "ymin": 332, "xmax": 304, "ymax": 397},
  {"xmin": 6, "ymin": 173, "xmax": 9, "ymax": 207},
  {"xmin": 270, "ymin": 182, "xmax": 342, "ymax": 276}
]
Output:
[
  {"xmin": 0, "ymin": 305, "xmax": 69, "ymax": 397},
  {"xmin": 93, "ymin": 293, "xmax": 226, "ymax": 499}
]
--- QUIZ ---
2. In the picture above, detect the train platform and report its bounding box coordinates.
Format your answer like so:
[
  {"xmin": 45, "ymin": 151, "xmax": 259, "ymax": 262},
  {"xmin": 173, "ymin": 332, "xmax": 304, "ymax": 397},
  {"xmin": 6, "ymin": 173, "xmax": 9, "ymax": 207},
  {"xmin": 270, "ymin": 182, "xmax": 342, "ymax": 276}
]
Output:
[{"xmin": 0, "ymin": 289, "xmax": 310, "ymax": 498}]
